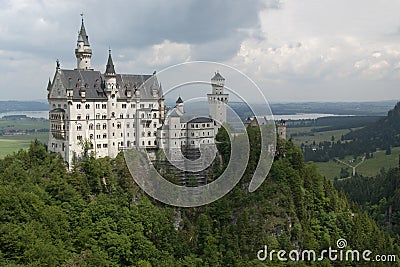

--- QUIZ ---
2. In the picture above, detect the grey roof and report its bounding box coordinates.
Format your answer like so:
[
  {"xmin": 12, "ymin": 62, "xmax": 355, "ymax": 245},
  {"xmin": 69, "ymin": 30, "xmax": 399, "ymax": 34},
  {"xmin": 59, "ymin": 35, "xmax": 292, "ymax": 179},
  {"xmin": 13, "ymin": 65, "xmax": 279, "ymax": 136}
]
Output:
[
  {"xmin": 78, "ymin": 19, "xmax": 90, "ymax": 46},
  {"xmin": 211, "ymin": 72, "xmax": 224, "ymax": 80},
  {"xmin": 176, "ymin": 96, "xmax": 183, "ymax": 103},
  {"xmin": 105, "ymin": 51, "xmax": 115, "ymax": 74},
  {"xmin": 56, "ymin": 69, "xmax": 162, "ymax": 100},
  {"xmin": 188, "ymin": 117, "xmax": 213, "ymax": 123}
]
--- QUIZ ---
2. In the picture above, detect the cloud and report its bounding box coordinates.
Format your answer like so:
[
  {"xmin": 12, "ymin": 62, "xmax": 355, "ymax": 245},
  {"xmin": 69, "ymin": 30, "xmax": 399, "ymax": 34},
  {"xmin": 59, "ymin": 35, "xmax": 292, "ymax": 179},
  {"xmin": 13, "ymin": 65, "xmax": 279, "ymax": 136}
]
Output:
[{"xmin": 1, "ymin": 0, "xmax": 400, "ymax": 102}]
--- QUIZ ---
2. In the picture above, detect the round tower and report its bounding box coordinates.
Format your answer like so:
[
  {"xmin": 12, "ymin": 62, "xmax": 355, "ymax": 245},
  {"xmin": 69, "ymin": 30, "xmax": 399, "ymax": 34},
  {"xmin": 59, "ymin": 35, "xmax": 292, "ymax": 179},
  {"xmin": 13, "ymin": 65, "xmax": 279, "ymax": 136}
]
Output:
[
  {"xmin": 208, "ymin": 72, "xmax": 229, "ymax": 125},
  {"xmin": 75, "ymin": 16, "xmax": 92, "ymax": 70}
]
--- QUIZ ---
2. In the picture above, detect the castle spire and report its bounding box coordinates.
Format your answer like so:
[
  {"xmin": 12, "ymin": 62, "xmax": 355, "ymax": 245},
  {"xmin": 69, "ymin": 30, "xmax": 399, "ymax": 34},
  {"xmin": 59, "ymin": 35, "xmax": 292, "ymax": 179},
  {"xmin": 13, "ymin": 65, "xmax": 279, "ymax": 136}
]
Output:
[
  {"xmin": 78, "ymin": 13, "xmax": 89, "ymax": 46},
  {"xmin": 75, "ymin": 14, "xmax": 92, "ymax": 70},
  {"xmin": 105, "ymin": 49, "xmax": 116, "ymax": 75}
]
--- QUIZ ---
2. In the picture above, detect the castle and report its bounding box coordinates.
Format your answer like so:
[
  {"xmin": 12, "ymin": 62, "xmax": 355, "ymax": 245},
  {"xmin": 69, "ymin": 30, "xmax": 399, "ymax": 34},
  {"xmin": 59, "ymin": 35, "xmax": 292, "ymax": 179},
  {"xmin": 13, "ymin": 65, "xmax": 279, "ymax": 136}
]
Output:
[{"xmin": 47, "ymin": 17, "xmax": 228, "ymax": 167}]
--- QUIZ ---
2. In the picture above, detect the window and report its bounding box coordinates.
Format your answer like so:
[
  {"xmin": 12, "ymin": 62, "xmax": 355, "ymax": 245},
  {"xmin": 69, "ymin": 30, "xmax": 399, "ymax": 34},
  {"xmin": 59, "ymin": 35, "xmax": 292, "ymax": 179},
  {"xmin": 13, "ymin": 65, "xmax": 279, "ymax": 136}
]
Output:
[
  {"xmin": 140, "ymin": 104, "xmax": 145, "ymax": 108},
  {"xmin": 103, "ymin": 144, "xmax": 108, "ymax": 148},
  {"xmin": 95, "ymin": 104, "xmax": 100, "ymax": 109},
  {"xmin": 77, "ymin": 115, "xmax": 81, "ymax": 120},
  {"xmin": 121, "ymin": 133, "xmax": 123, "ymax": 137},
  {"xmin": 122, "ymin": 104, "xmax": 127, "ymax": 108},
  {"xmin": 127, "ymin": 123, "xmax": 130, "ymax": 128},
  {"xmin": 77, "ymin": 135, "xmax": 82, "ymax": 141},
  {"xmin": 77, "ymin": 104, "xmax": 81, "ymax": 109},
  {"xmin": 85, "ymin": 104, "xmax": 90, "ymax": 109},
  {"xmin": 147, "ymin": 131, "xmax": 151, "ymax": 137},
  {"xmin": 131, "ymin": 103, "xmax": 135, "ymax": 108},
  {"xmin": 149, "ymin": 104, "xmax": 153, "ymax": 108},
  {"xmin": 89, "ymin": 123, "xmax": 94, "ymax": 130},
  {"xmin": 102, "ymin": 104, "xmax": 107, "ymax": 109},
  {"xmin": 148, "ymin": 141, "xmax": 151, "ymax": 145},
  {"xmin": 77, "ymin": 124, "xmax": 82, "ymax": 131},
  {"xmin": 90, "ymin": 134, "xmax": 93, "ymax": 139},
  {"xmin": 103, "ymin": 133, "xmax": 107, "ymax": 138},
  {"xmin": 120, "ymin": 114, "xmax": 123, "ymax": 119},
  {"xmin": 102, "ymin": 115, "xmax": 106, "ymax": 119},
  {"xmin": 126, "ymin": 114, "xmax": 129, "ymax": 119},
  {"xmin": 153, "ymin": 123, "xmax": 157, "ymax": 128},
  {"xmin": 117, "ymin": 123, "xmax": 121, "ymax": 129},
  {"xmin": 86, "ymin": 114, "xmax": 90, "ymax": 120},
  {"xmin": 103, "ymin": 123, "xmax": 107, "ymax": 130},
  {"xmin": 154, "ymin": 131, "xmax": 157, "ymax": 136},
  {"xmin": 96, "ymin": 134, "xmax": 101, "ymax": 139},
  {"xmin": 96, "ymin": 124, "xmax": 101, "ymax": 130},
  {"xmin": 96, "ymin": 114, "xmax": 100, "ymax": 119},
  {"xmin": 111, "ymin": 112, "xmax": 115, "ymax": 118},
  {"xmin": 141, "ymin": 113, "xmax": 145, "ymax": 118}
]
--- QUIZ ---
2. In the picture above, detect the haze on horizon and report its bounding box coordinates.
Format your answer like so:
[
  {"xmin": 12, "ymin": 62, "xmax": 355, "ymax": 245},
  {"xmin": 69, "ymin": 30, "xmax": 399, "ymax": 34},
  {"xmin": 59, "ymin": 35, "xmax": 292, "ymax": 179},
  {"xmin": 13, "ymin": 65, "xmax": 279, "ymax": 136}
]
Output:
[{"xmin": 1, "ymin": 0, "xmax": 400, "ymax": 103}]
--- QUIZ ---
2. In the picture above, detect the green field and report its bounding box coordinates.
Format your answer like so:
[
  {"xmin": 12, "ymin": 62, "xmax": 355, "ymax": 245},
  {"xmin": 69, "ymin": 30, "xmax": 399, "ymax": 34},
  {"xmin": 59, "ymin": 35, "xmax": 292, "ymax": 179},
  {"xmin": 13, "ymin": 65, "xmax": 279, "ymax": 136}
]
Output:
[
  {"xmin": 287, "ymin": 127, "xmax": 359, "ymax": 146},
  {"xmin": 0, "ymin": 117, "xmax": 49, "ymax": 158},
  {"xmin": 315, "ymin": 147, "xmax": 400, "ymax": 179},
  {"xmin": 0, "ymin": 132, "xmax": 48, "ymax": 158}
]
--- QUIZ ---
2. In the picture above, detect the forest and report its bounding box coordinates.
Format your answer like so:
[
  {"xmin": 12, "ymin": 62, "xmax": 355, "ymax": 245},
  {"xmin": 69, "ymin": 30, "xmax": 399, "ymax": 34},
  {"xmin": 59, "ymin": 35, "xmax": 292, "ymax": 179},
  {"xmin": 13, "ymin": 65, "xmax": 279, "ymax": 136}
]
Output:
[
  {"xmin": 302, "ymin": 102, "xmax": 400, "ymax": 162},
  {"xmin": 0, "ymin": 128, "xmax": 399, "ymax": 266}
]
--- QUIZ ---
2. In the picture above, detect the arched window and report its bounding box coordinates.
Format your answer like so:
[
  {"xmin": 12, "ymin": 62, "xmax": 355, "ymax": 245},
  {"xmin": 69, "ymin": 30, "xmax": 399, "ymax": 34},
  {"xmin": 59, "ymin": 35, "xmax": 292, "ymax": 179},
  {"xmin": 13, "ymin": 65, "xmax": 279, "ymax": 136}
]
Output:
[{"xmin": 89, "ymin": 123, "xmax": 94, "ymax": 130}]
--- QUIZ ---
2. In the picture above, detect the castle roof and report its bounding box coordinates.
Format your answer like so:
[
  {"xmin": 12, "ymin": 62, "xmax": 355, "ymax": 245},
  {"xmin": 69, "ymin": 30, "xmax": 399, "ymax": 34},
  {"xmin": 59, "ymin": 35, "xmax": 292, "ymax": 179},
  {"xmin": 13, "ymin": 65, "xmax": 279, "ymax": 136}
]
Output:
[
  {"xmin": 53, "ymin": 69, "xmax": 162, "ymax": 100},
  {"xmin": 176, "ymin": 96, "xmax": 183, "ymax": 104},
  {"xmin": 105, "ymin": 50, "xmax": 116, "ymax": 74},
  {"xmin": 211, "ymin": 72, "xmax": 224, "ymax": 80},
  {"xmin": 78, "ymin": 18, "xmax": 90, "ymax": 46}
]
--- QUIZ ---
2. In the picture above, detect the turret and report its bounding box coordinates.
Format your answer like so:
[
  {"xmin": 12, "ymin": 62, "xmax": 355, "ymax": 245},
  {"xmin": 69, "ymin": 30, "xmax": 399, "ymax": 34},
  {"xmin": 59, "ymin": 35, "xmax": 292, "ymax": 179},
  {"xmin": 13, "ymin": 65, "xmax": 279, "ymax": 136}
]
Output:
[
  {"xmin": 176, "ymin": 96, "xmax": 184, "ymax": 115},
  {"xmin": 278, "ymin": 120, "xmax": 286, "ymax": 140},
  {"xmin": 75, "ymin": 16, "xmax": 92, "ymax": 70},
  {"xmin": 104, "ymin": 49, "xmax": 117, "ymax": 95},
  {"xmin": 211, "ymin": 72, "xmax": 225, "ymax": 94}
]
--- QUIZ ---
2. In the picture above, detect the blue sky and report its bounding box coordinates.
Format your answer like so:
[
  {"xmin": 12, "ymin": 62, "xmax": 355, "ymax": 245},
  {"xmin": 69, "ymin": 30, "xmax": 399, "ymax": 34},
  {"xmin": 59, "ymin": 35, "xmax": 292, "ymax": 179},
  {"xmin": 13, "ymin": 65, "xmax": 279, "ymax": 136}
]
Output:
[{"xmin": 1, "ymin": 0, "xmax": 400, "ymax": 102}]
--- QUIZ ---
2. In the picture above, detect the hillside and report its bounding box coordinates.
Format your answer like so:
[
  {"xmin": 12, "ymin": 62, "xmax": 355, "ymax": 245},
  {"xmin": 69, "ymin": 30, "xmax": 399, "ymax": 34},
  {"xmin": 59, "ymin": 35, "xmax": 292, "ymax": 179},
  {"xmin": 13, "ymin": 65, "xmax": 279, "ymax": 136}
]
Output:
[
  {"xmin": 0, "ymin": 135, "xmax": 398, "ymax": 266},
  {"xmin": 0, "ymin": 101, "xmax": 48, "ymax": 113},
  {"xmin": 345, "ymin": 102, "xmax": 400, "ymax": 149}
]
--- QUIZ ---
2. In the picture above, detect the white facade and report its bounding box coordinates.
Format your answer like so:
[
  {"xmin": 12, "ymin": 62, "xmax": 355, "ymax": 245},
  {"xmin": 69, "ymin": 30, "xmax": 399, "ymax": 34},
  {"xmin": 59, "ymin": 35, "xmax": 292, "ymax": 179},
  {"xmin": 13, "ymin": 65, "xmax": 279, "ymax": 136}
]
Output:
[
  {"xmin": 47, "ymin": 18, "xmax": 163, "ymax": 167},
  {"xmin": 208, "ymin": 72, "xmax": 229, "ymax": 125},
  {"xmin": 47, "ymin": 18, "xmax": 228, "ymax": 167}
]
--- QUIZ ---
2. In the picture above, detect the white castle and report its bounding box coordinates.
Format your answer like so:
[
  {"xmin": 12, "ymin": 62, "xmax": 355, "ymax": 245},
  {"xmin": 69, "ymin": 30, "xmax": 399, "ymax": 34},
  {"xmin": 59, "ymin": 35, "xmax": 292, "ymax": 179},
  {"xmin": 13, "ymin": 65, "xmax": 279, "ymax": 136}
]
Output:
[{"xmin": 47, "ymin": 17, "xmax": 228, "ymax": 167}]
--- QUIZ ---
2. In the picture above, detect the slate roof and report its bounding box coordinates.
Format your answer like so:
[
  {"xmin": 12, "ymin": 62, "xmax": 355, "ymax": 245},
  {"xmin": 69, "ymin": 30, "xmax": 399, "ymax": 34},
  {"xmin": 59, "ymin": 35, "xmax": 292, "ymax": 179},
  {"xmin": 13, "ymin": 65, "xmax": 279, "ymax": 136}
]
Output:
[
  {"xmin": 105, "ymin": 51, "xmax": 115, "ymax": 74},
  {"xmin": 56, "ymin": 69, "xmax": 162, "ymax": 100},
  {"xmin": 188, "ymin": 117, "xmax": 213, "ymax": 123},
  {"xmin": 176, "ymin": 96, "xmax": 183, "ymax": 104},
  {"xmin": 211, "ymin": 72, "xmax": 224, "ymax": 80},
  {"xmin": 79, "ymin": 19, "xmax": 90, "ymax": 46}
]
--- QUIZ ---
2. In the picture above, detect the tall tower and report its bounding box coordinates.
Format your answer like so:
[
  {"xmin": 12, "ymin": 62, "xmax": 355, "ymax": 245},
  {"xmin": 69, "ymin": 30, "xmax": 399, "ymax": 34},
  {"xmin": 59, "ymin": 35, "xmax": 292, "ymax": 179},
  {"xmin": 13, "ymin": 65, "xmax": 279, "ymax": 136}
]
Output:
[
  {"xmin": 208, "ymin": 72, "xmax": 229, "ymax": 125},
  {"xmin": 75, "ymin": 16, "xmax": 92, "ymax": 70},
  {"xmin": 104, "ymin": 50, "xmax": 118, "ymax": 157},
  {"xmin": 278, "ymin": 120, "xmax": 287, "ymax": 140}
]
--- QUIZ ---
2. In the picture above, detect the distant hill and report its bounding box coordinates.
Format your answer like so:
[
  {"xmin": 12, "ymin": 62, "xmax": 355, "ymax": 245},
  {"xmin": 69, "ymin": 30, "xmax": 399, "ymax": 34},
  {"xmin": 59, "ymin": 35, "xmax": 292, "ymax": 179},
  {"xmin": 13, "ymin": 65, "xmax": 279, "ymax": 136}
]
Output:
[
  {"xmin": 345, "ymin": 101, "xmax": 400, "ymax": 149},
  {"xmin": 0, "ymin": 101, "xmax": 49, "ymax": 113}
]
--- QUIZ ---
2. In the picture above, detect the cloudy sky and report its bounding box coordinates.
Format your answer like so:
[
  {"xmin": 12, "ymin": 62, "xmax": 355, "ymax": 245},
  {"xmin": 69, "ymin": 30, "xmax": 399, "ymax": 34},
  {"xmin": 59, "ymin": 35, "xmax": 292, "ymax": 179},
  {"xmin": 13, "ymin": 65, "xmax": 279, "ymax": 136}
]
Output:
[{"xmin": 1, "ymin": 0, "xmax": 400, "ymax": 102}]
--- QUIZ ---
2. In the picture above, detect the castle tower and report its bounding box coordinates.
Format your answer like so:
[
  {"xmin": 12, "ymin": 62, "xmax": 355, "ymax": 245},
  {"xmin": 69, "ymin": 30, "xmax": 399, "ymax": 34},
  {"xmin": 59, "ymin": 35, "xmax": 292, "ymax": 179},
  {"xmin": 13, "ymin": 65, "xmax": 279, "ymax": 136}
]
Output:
[
  {"xmin": 278, "ymin": 120, "xmax": 286, "ymax": 140},
  {"xmin": 104, "ymin": 50, "xmax": 118, "ymax": 157},
  {"xmin": 208, "ymin": 72, "xmax": 229, "ymax": 125},
  {"xmin": 176, "ymin": 96, "xmax": 184, "ymax": 116},
  {"xmin": 75, "ymin": 16, "xmax": 92, "ymax": 70}
]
